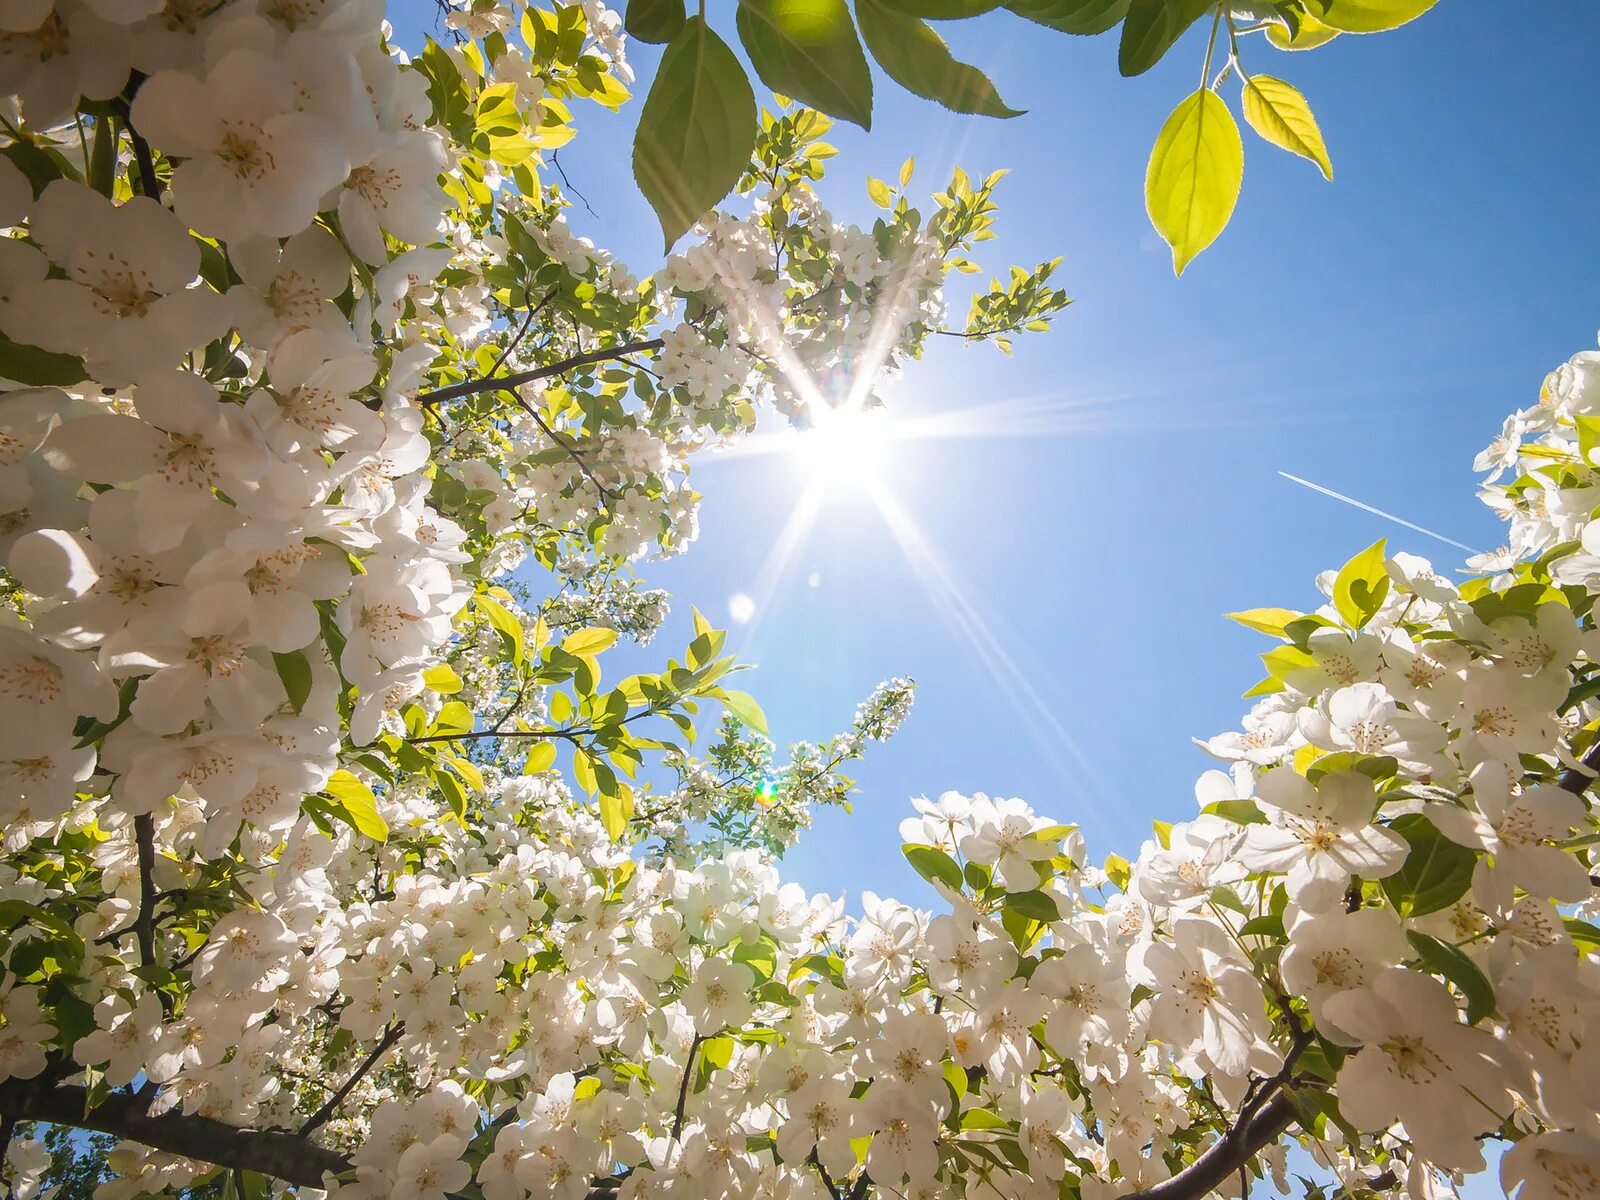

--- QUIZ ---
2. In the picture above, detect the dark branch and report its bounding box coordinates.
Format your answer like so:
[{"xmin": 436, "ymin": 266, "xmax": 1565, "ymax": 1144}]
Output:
[
  {"xmin": 670, "ymin": 1034, "xmax": 703, "ymax": 1144},
  {"xmin": 413, "ymin": 339, "xmax": 664, "ymax": 407},
  {"xmin": 1117, "ymin": 1025, "xmax": 1314, "ymax": 1200},
  {"xmin": 110, "ymin": 77, "xmax": 160, "ymax": 201},
  {"xmin": 0, "ymin": 1078, "xmax": 350, "ymax": 1189},
  {"xmin": 1557, "ymin": 735, "xmax": 1600, "ymax": 794},
  {"xmin": 1115, "ymin": 1090, "xmax": 1299, "ymax": 1200},
  {"xmin": 298, "ymin": 1022, "xmax": 404, "ymax": 1135}
]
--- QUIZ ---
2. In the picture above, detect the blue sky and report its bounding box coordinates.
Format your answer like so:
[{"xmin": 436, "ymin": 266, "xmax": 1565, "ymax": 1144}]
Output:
[{"xmin": 398, "ymin": 2, "xmax": 1600, "ymax": 902}]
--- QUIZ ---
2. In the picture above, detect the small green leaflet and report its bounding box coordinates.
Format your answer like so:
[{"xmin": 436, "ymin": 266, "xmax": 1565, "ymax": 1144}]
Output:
[{"xmin": 272, "ymin": 650, "xmax": 312, "ymax": 715}]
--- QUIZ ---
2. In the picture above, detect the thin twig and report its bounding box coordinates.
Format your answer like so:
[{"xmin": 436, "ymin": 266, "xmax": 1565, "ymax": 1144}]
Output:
[
  {"xmin": 298, "ymin": 1023, "xmax": 404, "ymax": 1135},
  {"xmin": 413, "ymin": 339, "xmax": 664, "ymax": 407},
  {"xmin": 669, "ymin": 1034, "xmax": 704, "ymax": 1144},
  {"xmin": 516, "ymin": 396, "xmax": 612, "ymax": 507}
]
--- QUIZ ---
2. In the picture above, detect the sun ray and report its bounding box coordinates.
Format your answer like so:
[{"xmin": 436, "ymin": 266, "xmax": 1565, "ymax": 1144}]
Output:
[
  {"xmin": 864, "ymin": 479, "xmax": 1120, "ymax": 843},
  {"xmin": 728, "ymin": 479, "xmax": 827, "ymax": 647}
]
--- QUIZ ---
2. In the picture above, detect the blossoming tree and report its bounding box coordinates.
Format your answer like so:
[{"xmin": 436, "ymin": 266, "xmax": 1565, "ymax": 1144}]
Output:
[{"xmin": 0, "ymin": 3, "xmax": 1597, "ymax": 1200}]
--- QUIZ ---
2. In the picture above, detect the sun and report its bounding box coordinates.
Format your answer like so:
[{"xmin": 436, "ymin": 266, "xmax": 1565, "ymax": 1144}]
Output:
[{"xmin": 789, "ymin": 401, "xmax": 895, "ymax": 489}]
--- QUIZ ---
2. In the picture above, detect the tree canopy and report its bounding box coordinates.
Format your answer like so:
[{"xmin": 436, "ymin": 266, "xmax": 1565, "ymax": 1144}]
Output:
[{"xmin": 1, "ymin": 4, "xmax": 1597, "ymax": 1200}]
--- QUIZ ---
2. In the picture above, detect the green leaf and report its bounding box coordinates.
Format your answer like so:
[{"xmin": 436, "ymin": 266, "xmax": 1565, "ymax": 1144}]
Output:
[
  {"xmin": 0, "ymin": 141, "xmax": 69, "ymax": 197},
  {"xmin": 734, "ymin": 936, "xmax": 778, "ymax": 982},
  {"xmin": 573, "ymin": 748, "xmax": 598, "ymax": 795},
  {"xmin": 1564, "ymin": 918, "xmax": 1600, "ymax": 951},
  {"xmin": 271, "ymin": 650, "xmax": 312, "ymax": 715},
  {"xmin": 1406, "ymin": 931, "xmax": 1495, "ymax": 1024},
  {"xmin": 633, "ymin": 17, "xmax": 757, "ymax": 248},
  {"xmin": 0, "ymin": 332, "xmax": 86, "ymax": 387},
  {"xmin": 1242, "ymin": 74, "xmax": 1332, "ymax": 180},
  {"xmin": 474, "ymin": 593, "xmax": 526, "ymax": 667},
  {"xmin": 1145, "ymin": 88, "xmax": 1243, "ymax": 276},
  {"xmin": 903, "ymin": 844, "xmax": 964, "ymax": 891},
  {"xmin": 718, "ymin": 689, "xmax": 768, "ymax": 735},
  {"xmin": 1238, "ymin": 913, "xmax": 1286, "ymax": 939},
  {"xmin": 943, "ymin": 1058, "xmax": 968, "ymax": 1098},
  {"xmin": 1004, "ymin": 0, "xmax": 1128, "ymax": 35},
  {"xmin": 1202, "ymin": 799, "xmax": 1266, "ymax": 825},
  {"xmin": 436, "ymin": 768, "xmax": 468, "ymax": 821},
  {"xmin": 625, "ymin": 0, "xmax": 687, "ymax": 42},
  {"xmin": 324, "ymin": 770, "xmax": 388, "ymax": 843},
  {"xmin": 1380, "ymin": 814, "xmax": 1475, "ymax": 918},
  {"xmin": 1332, "ymin": 538, "xmax": 1389, "ymax": 628},
  {"xmin": 856, "ymin": 0, "xmax": 1021, "ymax": 118},
  {"xmin": 735, "ymin": 0, "xmax": 874, "ymax": 129},
  {"xmin": 88, "ymin": 115, "xmax": 116, "ymax": 195},
  {"xmin": 563, "ymin": 626, "xmax": 619, "ymax": 656},
  {"xmin": 959, "ymin": 1107, "xmax": 1010, "ymax": 1131},
  {"xmin": 877, "ymin": 0, "xmax": 1003, "ymax": 17},
  {"xmin": 1004, "ymin": 889, "xmax": 1060, "ymax": 922},
  {"xmin": 867, "ymin": 175, "xmax": 894, "ymax": 207},
  {"xmin": 1310, "ymin": 0, "xmax": 1438, "ymax": 33},
  {"xmin": 1119, "ymin": 0, "xmax": 1210, "ymax": 77}
]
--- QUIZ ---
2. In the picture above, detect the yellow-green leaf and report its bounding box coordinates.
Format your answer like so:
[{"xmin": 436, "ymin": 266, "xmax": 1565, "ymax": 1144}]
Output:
[
  {"xmin": 1332, "ymin": 538, "xmax": 1389, "ymax": 628},
  {"xmin": 1225, "ymin": 607, "xmax": 1303, "ymax": 638},
  {"xmin": 423, "ymin": 663, "xmax": 463, "ymax": 694},
  {"xmin": 524, "ymin": 741, "xmax": 558, "ymax": 774},
  {"xmin": 599, "ymin": 784, "xmax": 635, "ymax": 841},
  {"xmin": 1266, "ymin": 9, "xmax": 1339, "ymax": 49},
  {"xmin": 867, "ymin": 176, "xmax": 893, "ymax": 207},
  {"xmin": 445, "ymin": 755, "xmax": 485, "ymax": 793},
  {"xmin": 720, "ymin": 689, "xmax": 769, "ymax": 735},
  {"xmin": 474, "ymin": 593, "xmax": 525, "ymax": 667},
  {"xmin": 325, "ymin": 770, "xmax": 388, "ymax": 843},
  {"xmin": 1312, "ymin": 0, "xmax": 1438, "ymax": 33},
  {"xmin": 563, "ymin": 626, "xmax": 618, "ymax": 656},
  {"xmin": 1145, "ymin": 89, "xmax": 1243, "ymax": 276},
  {"xmin": 1242, "ymin": 75, "xmax": 1332, "ymax": 180}
]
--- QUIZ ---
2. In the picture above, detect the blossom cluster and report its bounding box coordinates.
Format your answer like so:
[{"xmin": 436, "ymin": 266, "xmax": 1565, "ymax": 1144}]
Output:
[{"xmin": 3, "ymin": 2, "xmax": 1593, "ymax": 1200}]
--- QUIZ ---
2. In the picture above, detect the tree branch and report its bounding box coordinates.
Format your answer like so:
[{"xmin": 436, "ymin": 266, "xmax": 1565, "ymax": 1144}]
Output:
[
  {"xmin": 0, "ymin": 1079, "xmax": 350, "ymax": 1189},
  {"xmin": 298, "ymin": 1022, "xmax": 404, "ymax": 1135},
  {"xmin": 413, "ymin": 339, "xmax": 664, "ymax": 407},
  {"xmin": 1115, "ymin": 1090, "xmax": 1299, "ymax": 1200},
  {"xmin": 1556, "ymin": 734, "xmax": 1600, "ymax": 794},
  {"xmin": 670, "ymin": 1034, "xmax": 703, "ymax": 1144}
]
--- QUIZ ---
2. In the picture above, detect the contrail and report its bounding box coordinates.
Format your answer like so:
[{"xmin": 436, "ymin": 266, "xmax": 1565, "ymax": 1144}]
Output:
[{"xmin": 1277, "ymin": 472, "xmax": 1483, "ymax": 555}]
